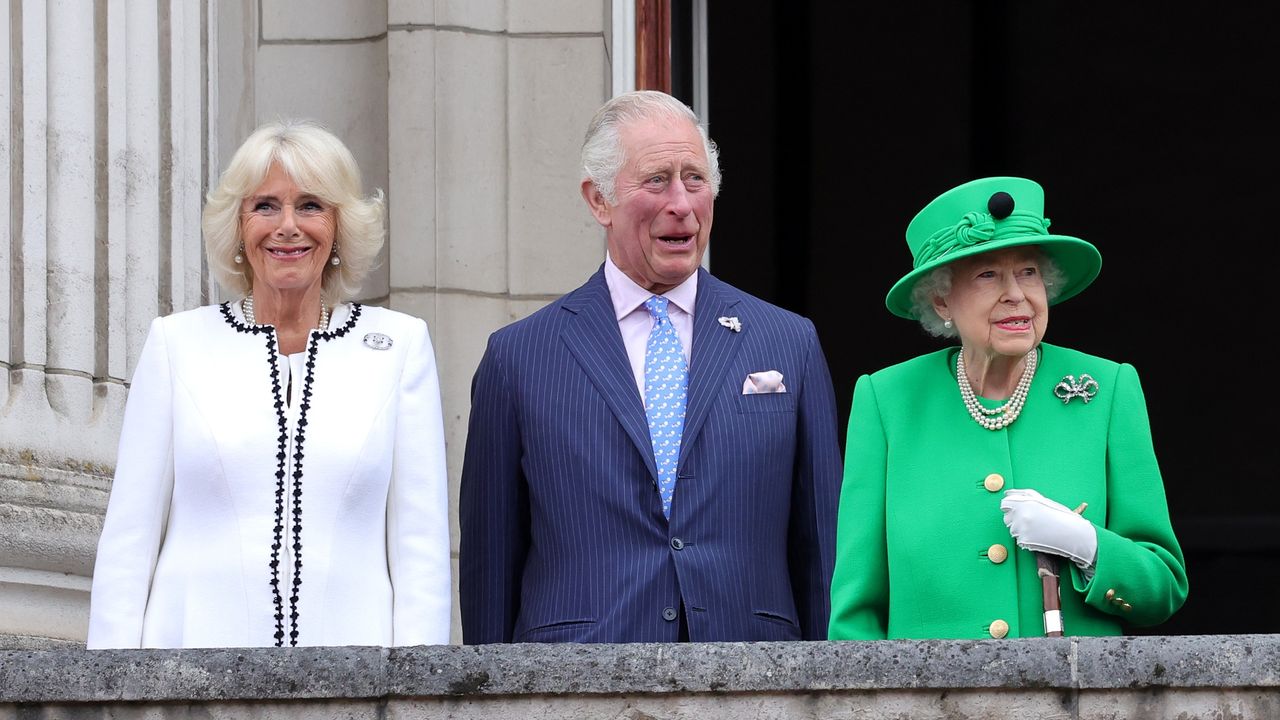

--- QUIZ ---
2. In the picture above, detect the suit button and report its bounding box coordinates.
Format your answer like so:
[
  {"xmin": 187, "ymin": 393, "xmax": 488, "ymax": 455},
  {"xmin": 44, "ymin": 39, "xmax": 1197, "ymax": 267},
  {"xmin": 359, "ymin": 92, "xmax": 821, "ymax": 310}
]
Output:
[
  {"xmin": 1105, "ymin": 588, "xmax": 1116, "ymax": 601},
  {"xmin": 989, "ymin": 619, "xmax": 1009, "ymax": 639},
  {"xmin": 671, "ymin": 537, "xmax": 684, "ymax": 550},
  {"xmin": 662, "ymin": 607, "xmax": 678, "ymax": 622},
  {"xmin": 987, "ymin": 544, "xmax": 1008, "ymax": 564},
  {"xmin": 984, "ymin": 473, "xmax": 1005, "ymax": 492}
]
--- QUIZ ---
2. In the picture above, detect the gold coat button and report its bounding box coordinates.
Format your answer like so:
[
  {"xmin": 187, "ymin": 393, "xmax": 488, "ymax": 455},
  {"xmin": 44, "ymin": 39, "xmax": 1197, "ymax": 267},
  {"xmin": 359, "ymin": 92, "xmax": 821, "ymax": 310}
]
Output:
[
  {"xmin": 989, "ymin": 619, "xmax": 1010, "ymax": 639},
  {"xmin": 988, "ymin": 544, "xmax": 1008, "ymax": 564},
  {"xmin": 1105, "ymin": 589, "xmax": 1116, "ymax": 601},
  {"xmin": 984, "ymin": 473, "xmax": 1005, "ymax": 492},
  {"xmin": 1121, "ymin": 603, "xmax": 1133, "ymax": 613}
]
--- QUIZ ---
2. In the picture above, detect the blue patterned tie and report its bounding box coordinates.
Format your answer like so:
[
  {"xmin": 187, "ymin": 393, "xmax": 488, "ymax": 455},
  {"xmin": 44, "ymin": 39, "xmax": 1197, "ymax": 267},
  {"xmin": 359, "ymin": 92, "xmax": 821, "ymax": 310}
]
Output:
[{"xmin": 643, "ymin": 296, "xmax": 688, "ymax": 519}]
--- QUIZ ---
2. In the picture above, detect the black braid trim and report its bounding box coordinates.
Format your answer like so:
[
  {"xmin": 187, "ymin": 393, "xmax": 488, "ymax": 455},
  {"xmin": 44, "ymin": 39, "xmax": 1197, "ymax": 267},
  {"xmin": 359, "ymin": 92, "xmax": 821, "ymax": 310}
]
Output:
[{"xmin": 218, "ymin": 302, "xmax": 363, "ymax": 646}]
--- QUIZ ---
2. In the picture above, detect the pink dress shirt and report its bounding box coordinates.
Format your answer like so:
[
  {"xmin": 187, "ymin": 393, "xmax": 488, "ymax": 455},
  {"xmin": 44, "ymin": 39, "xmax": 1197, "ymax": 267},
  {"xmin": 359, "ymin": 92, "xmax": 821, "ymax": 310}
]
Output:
[{"xmin": 603, "ymin": 255, "xmax": 697, "ymax": 399}]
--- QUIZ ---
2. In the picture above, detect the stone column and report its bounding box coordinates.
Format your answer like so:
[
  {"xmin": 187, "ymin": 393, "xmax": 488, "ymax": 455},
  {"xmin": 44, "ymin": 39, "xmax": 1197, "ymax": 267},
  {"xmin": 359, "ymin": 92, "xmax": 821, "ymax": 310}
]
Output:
[{"xmin": 0, "ymin": 0, "xmax": 208, "ymax": 648}]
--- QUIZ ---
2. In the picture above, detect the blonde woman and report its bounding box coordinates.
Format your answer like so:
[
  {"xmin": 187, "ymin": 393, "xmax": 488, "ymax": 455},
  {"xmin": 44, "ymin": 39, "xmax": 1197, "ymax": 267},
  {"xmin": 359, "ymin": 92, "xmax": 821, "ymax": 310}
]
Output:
[{"xmin": 87, "ymin": 120, "xmax": 451, "ymax": 648}]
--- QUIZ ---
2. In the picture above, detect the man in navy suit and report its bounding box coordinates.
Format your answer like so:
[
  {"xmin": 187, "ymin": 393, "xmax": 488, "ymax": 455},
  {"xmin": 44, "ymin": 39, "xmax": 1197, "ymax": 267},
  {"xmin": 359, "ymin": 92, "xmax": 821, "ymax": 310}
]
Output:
[{"xmin": 459, "ymin": 90, "xmax": 842, "ymax": 643}]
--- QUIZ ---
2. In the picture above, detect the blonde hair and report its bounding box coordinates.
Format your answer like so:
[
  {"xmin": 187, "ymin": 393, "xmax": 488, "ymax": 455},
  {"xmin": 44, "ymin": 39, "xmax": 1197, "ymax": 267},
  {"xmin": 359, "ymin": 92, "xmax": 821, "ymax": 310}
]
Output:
[{"xmin": 203, "ymin": 119, "xmax": 385, "ymax": 305}]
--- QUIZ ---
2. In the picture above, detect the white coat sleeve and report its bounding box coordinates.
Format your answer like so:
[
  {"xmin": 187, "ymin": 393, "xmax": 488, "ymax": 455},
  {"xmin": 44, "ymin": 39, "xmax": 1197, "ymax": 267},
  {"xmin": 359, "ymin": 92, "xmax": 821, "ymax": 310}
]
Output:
[
  {"xmin": 85, "ymin": 316, "xmax": 176, "ymax": 649},
  {"xmin": 387, "ymin": 317, "xmax": 453, "ymax": 645}
]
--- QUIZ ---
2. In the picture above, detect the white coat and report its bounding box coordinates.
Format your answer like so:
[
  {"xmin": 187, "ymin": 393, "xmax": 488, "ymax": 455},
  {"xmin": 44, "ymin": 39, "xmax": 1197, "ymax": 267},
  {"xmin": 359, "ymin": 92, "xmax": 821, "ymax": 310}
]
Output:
[{"xmin": 86, "ymin": 302, "xmax": 451, "ymax": 648}]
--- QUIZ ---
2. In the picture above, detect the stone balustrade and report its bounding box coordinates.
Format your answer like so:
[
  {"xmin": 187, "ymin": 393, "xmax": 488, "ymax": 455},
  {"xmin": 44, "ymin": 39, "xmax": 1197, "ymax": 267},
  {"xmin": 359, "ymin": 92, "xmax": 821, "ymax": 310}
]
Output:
[{"xmin": 3, "ymin": 634, "xmax": 1278, "ymax": 719}]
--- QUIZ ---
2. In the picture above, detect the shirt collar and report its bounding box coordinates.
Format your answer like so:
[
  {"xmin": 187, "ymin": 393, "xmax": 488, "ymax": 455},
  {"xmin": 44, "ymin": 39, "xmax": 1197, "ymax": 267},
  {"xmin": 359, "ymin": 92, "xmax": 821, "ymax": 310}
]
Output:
[{"xmin": 604, "ymin": 255, "xmax": 699, "ymax": 320}]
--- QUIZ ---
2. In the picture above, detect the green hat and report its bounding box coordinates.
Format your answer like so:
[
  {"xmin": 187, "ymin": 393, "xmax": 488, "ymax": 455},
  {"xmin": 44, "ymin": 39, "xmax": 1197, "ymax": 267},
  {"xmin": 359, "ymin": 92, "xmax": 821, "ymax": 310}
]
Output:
[{"xmin": 885, "ymin": 176, "xmax": 1102, "ymax": 319}]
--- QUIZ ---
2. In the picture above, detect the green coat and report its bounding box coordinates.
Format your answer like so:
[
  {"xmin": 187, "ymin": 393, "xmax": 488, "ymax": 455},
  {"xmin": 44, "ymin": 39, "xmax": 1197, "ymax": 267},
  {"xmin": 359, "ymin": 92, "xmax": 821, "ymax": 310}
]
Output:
[{"xmin": 829, "ymin": 342, "xmax": 1188, "ymax": 640}]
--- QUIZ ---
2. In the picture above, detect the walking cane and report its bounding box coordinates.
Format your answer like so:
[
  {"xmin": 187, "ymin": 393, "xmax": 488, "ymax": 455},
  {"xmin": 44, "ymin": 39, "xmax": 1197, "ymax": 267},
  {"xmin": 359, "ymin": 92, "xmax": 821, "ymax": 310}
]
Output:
[
  {"xmin": 1035, "ymin": 552, "xmax": 1064, "ymax": 636},
  {"xmin": 1036, "ymin": 502, "xmax": 1088, "ymax": 637}
]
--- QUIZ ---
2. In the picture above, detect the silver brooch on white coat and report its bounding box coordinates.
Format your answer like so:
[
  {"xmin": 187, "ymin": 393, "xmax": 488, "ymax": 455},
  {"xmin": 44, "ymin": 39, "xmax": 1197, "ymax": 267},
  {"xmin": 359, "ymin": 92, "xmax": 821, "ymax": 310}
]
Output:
[
  {"xmin": 718, "ymin": 316, "xmax": 742, "ymax": 333},
  {"xmin": 1054, "ymin": 374, "xmax": 1099, "ymax": 404},
  {"xmin": 363, "ymin": 332, "xmax": 393, "ymax": 350}
]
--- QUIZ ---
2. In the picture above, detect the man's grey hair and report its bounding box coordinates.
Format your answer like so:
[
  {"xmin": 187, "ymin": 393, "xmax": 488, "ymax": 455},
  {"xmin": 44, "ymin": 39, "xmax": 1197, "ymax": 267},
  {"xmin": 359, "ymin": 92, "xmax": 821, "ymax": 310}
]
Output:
[{"xmin": 581, "ymin": 90, "xmax": 721, "ymax": 204}]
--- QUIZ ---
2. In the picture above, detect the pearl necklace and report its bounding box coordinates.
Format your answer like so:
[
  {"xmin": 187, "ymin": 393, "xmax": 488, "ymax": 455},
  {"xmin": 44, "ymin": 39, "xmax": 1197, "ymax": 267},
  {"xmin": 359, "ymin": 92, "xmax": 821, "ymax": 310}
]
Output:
[
  {"xmin": 956, "ymin": 347, "xmax": 1038, "ymax": 430},
  {"xmin": 242, "ymin": 294, "xmax": 330, "ymax": 332}
]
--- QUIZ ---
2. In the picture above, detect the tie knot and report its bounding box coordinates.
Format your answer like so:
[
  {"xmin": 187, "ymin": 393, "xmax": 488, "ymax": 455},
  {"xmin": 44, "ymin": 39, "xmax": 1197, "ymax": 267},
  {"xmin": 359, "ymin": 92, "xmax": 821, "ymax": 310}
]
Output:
[{"xmin": 644, "ymin": 295, "xmax": 671, "ymax": 320}]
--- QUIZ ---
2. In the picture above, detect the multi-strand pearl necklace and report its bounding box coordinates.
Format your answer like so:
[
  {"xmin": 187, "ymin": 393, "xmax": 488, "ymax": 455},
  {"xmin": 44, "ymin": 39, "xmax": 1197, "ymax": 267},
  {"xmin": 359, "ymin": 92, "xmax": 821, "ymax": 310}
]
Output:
[
  {"xmin": 242, "ymin": 294, "xmax": 330, "ymax": 332},
  {"xmin": 956, "ymin": 347, "xmax": 1038, "ymax": 430}
]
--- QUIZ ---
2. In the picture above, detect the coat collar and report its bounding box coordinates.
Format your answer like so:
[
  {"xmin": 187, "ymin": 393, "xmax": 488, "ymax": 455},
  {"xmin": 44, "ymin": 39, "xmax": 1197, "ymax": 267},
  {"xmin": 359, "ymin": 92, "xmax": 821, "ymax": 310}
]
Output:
[
  {"xmin": 679, "ymin": 269, "xmax": 744, "ymax": 466},
  {"xmin": 560, "ymin": 268, "xmax": 659, "ymax": 481},
  {"xmin": 559, "ymin": 267, "xmax": 746, "ymax": 479}
]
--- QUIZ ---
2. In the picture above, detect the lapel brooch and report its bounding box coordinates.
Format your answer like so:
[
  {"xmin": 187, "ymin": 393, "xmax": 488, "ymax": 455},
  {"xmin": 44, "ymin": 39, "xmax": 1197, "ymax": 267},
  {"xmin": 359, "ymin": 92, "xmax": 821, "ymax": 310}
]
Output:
[
  {"xmin": 1054, "ymin": 373, "xmax": 1099, "ymax": 404},
  {"xmin": 717, "ymin": 316, "xmax": 742, "ymax": 333}
]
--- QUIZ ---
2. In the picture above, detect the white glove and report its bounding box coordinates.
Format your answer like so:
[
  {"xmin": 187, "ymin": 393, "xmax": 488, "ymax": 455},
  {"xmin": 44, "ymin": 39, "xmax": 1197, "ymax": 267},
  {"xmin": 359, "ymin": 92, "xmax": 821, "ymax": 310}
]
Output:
[{"xmin": 1000, "ymin": 488, "xmax": 1097, "ymax": 571}]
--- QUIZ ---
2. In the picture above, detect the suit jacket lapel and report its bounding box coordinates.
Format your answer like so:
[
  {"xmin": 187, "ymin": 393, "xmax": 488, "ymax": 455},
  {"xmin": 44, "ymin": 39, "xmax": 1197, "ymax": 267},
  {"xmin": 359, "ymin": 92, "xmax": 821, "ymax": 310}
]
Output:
[
  {"xmin": 560, "ymin": 267, "xmax": 660, "ymax": 482},
  {"xmin": 680, "ymin": 269, "xmax": 744, "ymax": 466}
]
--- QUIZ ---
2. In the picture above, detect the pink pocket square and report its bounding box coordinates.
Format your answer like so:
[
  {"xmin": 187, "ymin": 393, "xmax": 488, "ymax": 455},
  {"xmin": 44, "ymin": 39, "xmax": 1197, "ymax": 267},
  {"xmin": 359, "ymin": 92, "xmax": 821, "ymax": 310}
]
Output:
[{"xmin": 742, "ymin": 370, "xmax": 786, "ymax": 394}]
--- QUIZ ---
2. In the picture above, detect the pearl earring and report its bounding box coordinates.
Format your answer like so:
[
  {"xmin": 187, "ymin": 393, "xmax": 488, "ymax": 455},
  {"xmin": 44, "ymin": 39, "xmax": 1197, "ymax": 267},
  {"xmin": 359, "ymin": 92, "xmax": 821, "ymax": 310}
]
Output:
[
  {"xmin": 330, "ymin": 243, "xmax": 341, "ymax": 266},
  {"xmin": 234, "ymin": 243, "xmax": 244, "ymax": 264},
  {"xmin": 943, "ymin": 319, "xmax": 953, "ymax": 329}
]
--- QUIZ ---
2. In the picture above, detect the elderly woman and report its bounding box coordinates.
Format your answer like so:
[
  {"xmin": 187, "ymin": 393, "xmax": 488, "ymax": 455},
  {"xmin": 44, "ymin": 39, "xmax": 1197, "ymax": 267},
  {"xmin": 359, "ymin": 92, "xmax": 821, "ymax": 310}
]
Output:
[
  {"xmin": 829, "ymin": 176, "xmax": 1188, "ymax": 640},
  {"xmin": 86, "ymin": 120, "xmax": 451, "ymax": 648}
]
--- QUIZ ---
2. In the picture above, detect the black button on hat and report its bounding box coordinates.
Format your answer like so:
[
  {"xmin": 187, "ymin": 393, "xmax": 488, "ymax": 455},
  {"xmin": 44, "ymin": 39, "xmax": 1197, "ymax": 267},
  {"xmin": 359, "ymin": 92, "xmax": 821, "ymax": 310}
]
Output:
[{"xmin": 988, "ymin": 191, "xmax": 1015, "ymax": 219}]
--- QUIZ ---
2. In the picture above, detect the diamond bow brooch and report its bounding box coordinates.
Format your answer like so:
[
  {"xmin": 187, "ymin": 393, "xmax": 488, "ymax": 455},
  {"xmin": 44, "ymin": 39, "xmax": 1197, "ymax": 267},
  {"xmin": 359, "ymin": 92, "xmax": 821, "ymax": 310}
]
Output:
[
  {"xmin": 717, "ymin": 316, "xmax": 742, "ymax": 333},
  {"xmin": 1054, "ymin": 373, "xmax": 1099, "ymax": 404}
]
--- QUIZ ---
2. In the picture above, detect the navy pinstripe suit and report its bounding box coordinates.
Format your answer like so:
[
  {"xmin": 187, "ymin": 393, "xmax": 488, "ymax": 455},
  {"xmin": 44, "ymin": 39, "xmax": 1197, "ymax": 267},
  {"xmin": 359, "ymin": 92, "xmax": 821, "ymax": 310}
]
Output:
[{"xmin": 459, "ymin": 266, "xmax": 843, "ymax": 643}]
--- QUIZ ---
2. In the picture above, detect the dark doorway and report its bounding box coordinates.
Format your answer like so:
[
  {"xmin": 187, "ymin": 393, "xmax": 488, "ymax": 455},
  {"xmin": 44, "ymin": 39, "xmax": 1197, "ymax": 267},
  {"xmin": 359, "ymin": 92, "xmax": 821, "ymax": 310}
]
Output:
[{"xmin": 696, "ymin": 1, "xmax": 1280, "ymax": 635}]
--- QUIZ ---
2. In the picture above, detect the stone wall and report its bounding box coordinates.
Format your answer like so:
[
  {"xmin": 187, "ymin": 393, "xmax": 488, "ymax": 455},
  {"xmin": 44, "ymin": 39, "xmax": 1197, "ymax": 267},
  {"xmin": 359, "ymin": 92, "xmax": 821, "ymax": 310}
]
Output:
[
  {"xmin": 4, "ymin": 634, "xmax": 1279, "ymax": 719},
  {"xmin": 2, "ymin": 0, "xmax": 612, "ymax": 647}
]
